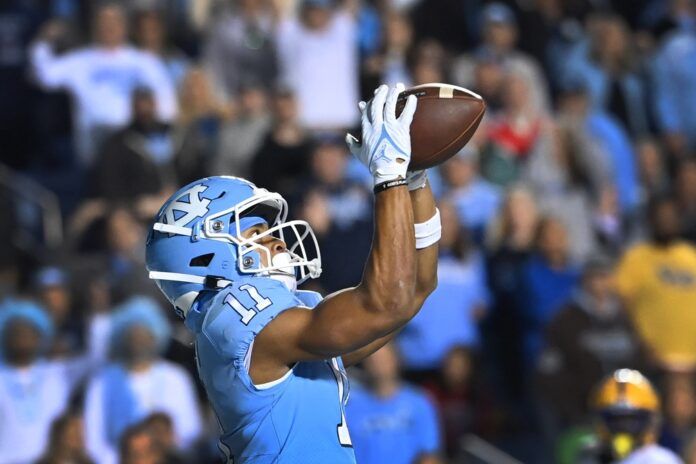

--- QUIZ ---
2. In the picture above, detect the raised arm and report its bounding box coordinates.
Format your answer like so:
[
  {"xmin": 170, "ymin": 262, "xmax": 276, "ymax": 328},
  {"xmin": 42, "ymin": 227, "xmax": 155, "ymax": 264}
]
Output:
[
  {"xmin": 251, "ymin": 84, "xmax": 427, "ymax": 382},
  {"xmin": 30, "ymin": 21, "xmax": 77, "ymax": 90},
  {"xmin": 342, "ymin": 175, "xmax": 439, "ymax": 366}
]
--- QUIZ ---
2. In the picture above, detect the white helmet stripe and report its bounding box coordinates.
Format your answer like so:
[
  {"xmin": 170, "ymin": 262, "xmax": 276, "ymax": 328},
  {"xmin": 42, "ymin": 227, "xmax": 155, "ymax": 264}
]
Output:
[{"xmin": 153, "ymin": 222, "xmax": 193, "ymax": 236}]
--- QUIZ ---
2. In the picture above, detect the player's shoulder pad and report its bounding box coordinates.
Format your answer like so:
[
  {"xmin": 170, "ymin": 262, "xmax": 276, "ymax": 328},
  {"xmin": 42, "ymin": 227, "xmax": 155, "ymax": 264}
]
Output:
[{"xmin": 200, "ymin": 277, "xmax": 302, "ymax": 363}]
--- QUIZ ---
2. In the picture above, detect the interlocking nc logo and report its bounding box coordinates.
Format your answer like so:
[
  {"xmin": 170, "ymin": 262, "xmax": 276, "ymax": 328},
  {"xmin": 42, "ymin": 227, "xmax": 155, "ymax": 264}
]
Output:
[{"xmin": 163, "ymin": 184, "xmax": 211, "ymax": 229}]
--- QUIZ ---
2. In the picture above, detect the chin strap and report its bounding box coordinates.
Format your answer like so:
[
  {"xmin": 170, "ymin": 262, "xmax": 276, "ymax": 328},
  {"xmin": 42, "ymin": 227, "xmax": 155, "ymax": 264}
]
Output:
[{"xmin": 148, "ymin": 271, "xmax": 232, "ymax": 288}]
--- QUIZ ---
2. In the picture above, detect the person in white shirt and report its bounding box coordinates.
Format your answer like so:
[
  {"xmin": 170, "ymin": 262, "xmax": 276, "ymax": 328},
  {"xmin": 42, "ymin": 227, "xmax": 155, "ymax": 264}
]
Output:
[
  {"xmin": 276, "ymin": 0, "xmax": 359, "ymax": 130},
  {"xmin": 30, "ymin": 3, "xmax": 177, "ymax": 165},
  {"xmin": 588, "ymin": 369, "xmax": 683, "ymax": 464},
  {"xmin": 84, "ymin": 296, "xmax": 202, "ymax": 464},
  {"xmin": 0, "ymin": 299, "xmax": 105, "ymax": 464}
]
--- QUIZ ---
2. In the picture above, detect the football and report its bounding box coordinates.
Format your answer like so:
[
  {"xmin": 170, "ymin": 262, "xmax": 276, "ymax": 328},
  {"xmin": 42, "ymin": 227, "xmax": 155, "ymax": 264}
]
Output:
[{"xmin": 366, "ymin": 83, "xmax": 486, "ymax": 170}]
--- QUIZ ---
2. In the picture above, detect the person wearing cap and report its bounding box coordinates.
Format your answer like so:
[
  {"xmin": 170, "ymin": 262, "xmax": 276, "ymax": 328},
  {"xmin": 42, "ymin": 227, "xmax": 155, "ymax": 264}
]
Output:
[
  {"xmin": 537, "ymin": 256, "xmax": 647, "ymax": 430},
  {"xmin": 83, "ymin": 296, "xmax": 202, "ymax": 464},
  {"xmin": 34, "ymin": 266, "xmax": 84, "ymax": 357},
  {"xmin": 584, "ymin": 369, "xmax": 683, "ymax": 463},
  {"xmin": 0, "ymin": 300, "xmax": 77, "ymax": 464}
]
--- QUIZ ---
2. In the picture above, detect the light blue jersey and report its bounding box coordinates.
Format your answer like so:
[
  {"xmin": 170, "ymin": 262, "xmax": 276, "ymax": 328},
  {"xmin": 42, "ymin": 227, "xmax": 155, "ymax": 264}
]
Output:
[{"xmin": 184, "ymin": 276, "xmax": 356, "ymax": 464}]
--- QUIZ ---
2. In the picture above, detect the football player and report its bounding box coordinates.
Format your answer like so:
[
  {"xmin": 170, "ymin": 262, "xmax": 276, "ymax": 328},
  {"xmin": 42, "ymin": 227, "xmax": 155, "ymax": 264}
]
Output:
[
  {"xmin": 145, "ymin": 83, "xmax": 440, "ymax": 463},
  {"xmin": 586, "ymin": 369, "xmax": 682, "ymax": 464}
]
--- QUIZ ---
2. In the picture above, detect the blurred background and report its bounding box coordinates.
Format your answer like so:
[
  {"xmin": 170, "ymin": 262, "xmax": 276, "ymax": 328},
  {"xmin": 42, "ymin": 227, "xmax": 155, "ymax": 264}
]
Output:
[{"xmin": 1, "ymin": 0, "xmax": 696, "ymax": 463}]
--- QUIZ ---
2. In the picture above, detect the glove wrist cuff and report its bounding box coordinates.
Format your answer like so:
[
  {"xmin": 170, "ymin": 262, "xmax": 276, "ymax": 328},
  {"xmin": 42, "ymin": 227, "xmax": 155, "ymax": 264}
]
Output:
[{"xmin": 374, "ymin": 178, "xmax": 408, "ymax": 194}]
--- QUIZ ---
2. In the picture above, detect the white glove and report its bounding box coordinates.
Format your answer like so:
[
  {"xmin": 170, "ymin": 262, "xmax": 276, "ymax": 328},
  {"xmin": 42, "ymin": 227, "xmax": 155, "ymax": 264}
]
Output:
[{"xmin": 345, "ymin": 83, "xmax": 418, "ymax": 187}]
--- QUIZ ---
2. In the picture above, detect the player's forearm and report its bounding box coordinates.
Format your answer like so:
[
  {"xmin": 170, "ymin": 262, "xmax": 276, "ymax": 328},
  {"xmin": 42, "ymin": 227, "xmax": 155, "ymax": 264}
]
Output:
[
  {"xmin": 359, "ymin": 185, "xmax": 416, "ymax": 318},
  {"xmin": 410, "ymin": 181, "xmax": 439, "ymax": 301}
]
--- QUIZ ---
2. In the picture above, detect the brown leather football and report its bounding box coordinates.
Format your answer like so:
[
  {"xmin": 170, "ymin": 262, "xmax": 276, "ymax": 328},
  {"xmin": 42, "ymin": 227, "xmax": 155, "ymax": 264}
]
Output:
[{"xmin": 365, "ymin": 83, "xmax": 486, "ymax": 170}]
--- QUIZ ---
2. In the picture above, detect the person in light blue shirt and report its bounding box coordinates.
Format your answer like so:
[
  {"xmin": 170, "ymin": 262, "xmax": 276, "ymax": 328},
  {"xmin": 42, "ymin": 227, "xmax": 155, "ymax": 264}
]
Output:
[
  {"xmin": 398, "ymin": 202, "xmax": 488, "ymax": 371},
  {"xmin": 442, "ymin": 148, "xmax": 502, "ymax": 243},
  {"xmin": 653, "ymin": 29, "xmax": 696, "ymax": 153},
  {"xmin": 347, "ymin": 343, "xmax": 441, "ymax": 464}
]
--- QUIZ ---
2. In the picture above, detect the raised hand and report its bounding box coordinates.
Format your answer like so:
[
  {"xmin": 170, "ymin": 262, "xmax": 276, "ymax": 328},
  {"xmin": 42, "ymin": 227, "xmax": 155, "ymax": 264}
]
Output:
[{"xmin": 345, "ymin": 83, "xmax": 418, "ymax": 187}]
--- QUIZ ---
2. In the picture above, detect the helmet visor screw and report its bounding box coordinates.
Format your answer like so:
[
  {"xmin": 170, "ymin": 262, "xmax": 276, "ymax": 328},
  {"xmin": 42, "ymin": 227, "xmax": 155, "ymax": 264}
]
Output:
[
  {"xmin": 212, "ymin": 221, "xmax": 224, "ymax": 232},
  {"xmin": 243, "ymin": 257, "xmax": 254, "ymax": 268}
]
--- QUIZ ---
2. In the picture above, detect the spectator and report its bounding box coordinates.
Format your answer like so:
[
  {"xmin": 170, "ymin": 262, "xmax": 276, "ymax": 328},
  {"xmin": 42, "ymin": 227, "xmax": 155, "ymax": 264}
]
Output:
[
  {"xmin": 482, "ymin": 69, "xmax": 550, "ymax": 188},
  {"xmin": 362, "ymin": 12, "xmax": 414, "ymax": 90},
  {"xmin": 521, "ymin": 216, "xmax": 581, "ymax": 366},
  {"xmin": 84, "ymin": 296, "xmax": 202, "ymax": 464},
  {"xmin": 661, "ymin": 373, "xmax": 696, "ymax": 455},
  {"xmin": 347, "ymin": 343, "xmax": 442, "ymax": 464},
  {"xmin": 33, "ymin": 266, "xmax": 84, "ymax": 357},
  {"xmin": 616, "ymin": 196, "xmax": 696, "ymax": 371},
  {"xmin": 36, "ymin": 412, "xmax": 94, "ymax": 464},
  {"xmin": 30, "ymin": 3, "xmax": 177, "ymax": 164},
  {"xmin": 537, "ymin": 255, "xmax": 647, "ymax": 428},
  {"xmin": 561, "ymin": 13, "xmax": 649, "ymax": 136},
  {"xmin": 424, "ymin": 346, "xmax": 495, "ymax": 457},
  {"xmin": 0, "ymin": 300, "xmax": 95, "ymax": 464},
  {"xmin": 63, "ymin": 205, "xmax": 151, "ymax": 297},
  {"xmin": 213, "ymin": 84, "xmax": 271, "ymax": 178},
  {"xmin": 142, "ymin": 413, "xmax": 186, "ymax": 464},
  {"xmin": 89, "ymin": 87, "xmax": 174, "ymax": 203},
  {"xmin": 441, "ymin": 148, "xmax": 502, "ymax": 242},
  {"xmin": 298, "ymin": 138, "xmax": 372, "ymax": 292},
  {"xmin": 652, "ymin": 16, "xmax": 696, "ymax": 156},
  {"xmin": 676, "ymin": 158, "xmax": 696, "ymax": 243},
  {"xmin": 593, "ymin": 185, "xmax": 630, "ymax": 257},
  {"xmin": 204, "ymin": 0, "xmax": 278, "ymax": 99},
  {"xmin": 557, "ymin": 81, "xmax": 640, "ymax": 215},
  {"xmin": 471, "ymin": 54, "xmax": 505, "ymax": 113},
  {"xmin": 524, "ymin": 124, "xmax": 603, "ymax": 261},
  {"xmin": 636, "ymin": 138, "xmax": 671, "ymax": 204},
  {"xmin": 452, "ymin": 2, "xmax": 550, "ymax": 114},
  {"xmin": 398, "ymin": 202, "xmax": 488, "ymax": 372},
  {"xmin": 276, "ymin": 0, "xmax": 359, "ymax": 129},
  {"xmin": 485, "ymin": 185, "xmax": 539, "ymax": 404},
  {"xmin": 251, "ymin": 88, "xmax": 313, "ymax": 196},
  {"xmin": 408, "ymin": 39, "xmax": 447, "ymax": 87},
  {"xmin": 119, "ymin": 422, "xmax": 165, "ymax": 464},
  {"xmin": 173, "ymin": 67, "xmax": 230, "ymax": 185},
  {"xmin": 134, "ymin": 9, "xmax": 190, "ymax": 88}
]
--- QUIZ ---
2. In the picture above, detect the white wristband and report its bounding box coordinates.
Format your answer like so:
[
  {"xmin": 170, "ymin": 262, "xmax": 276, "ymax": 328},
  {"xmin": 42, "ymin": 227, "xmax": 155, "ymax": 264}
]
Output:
[{"xmin": 414, "ymin": 208, "xmax": 441, "ymax": 249}]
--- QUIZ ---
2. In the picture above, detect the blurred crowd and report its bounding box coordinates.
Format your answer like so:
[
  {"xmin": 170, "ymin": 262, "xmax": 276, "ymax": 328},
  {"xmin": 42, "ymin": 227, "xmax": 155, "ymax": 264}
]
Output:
[{"xmin": 1, "ymin": 0, "xmax": 696, "ymax": 463}]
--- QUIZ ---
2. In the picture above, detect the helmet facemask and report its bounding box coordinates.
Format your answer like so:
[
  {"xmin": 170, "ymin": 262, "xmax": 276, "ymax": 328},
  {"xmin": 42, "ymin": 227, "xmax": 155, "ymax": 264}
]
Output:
[{"xmin": 198, "ymin": 190, "xmax": 321, "ymax": 287}]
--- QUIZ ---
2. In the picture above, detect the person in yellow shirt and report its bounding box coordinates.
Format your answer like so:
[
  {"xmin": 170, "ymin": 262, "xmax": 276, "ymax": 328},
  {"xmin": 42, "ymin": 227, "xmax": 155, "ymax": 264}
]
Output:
[{"xmin": 616, "ymin": 196, "xmax": 696, "ymax": 371}]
